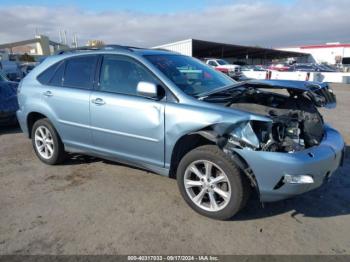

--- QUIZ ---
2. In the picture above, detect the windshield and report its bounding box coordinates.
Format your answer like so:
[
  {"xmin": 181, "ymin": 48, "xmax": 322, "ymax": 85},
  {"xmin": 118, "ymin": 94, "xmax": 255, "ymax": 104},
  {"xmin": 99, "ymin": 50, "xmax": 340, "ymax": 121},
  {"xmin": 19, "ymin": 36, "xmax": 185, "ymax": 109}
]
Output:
[
  {"xmin": 216, "ymin": 59, "xmax": 229, "ymax": 65},
  {"xmin": 144, "ymin": 54, "xmax": 235, "ymax": 96}
]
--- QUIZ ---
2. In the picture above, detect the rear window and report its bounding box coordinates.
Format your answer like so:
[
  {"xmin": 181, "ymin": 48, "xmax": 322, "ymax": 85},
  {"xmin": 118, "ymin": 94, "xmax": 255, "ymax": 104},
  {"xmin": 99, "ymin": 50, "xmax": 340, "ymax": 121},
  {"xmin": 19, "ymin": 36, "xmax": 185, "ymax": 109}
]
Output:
[{"xmin": 63, "ymin": 55, "xmax": 97, "ymax": 89}]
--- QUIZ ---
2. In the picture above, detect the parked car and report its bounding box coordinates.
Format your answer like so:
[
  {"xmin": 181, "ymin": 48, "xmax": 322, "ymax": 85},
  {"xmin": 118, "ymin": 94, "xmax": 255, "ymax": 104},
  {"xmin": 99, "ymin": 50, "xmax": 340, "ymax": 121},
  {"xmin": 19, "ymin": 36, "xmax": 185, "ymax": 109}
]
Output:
[
  {"xmin": 288, "ymin": 63, "xmax": 337, "ymax": 72},
  {"xmin": 17, "ymin": 46, "xmax": 344, "ymax": 220},
  {"xmin": 268, "ymin": 63, "xmax": 290, "ymax": 71},
  {"xmin": 203, "ymin": 58, "xmax": 241, "ymax": 80},
  {"xmin": 0, "ymin": 60, "xmax": 22, "ymax": 81},
  {"xmin": 20, "ymin": 62, "xmax": 37, "ymax": 76},
  {"xmin": 0, "ymin": 72, "xmax": 19, "ymax": 126},
  {"xmin": 316, "ymin": 64, "xmax": 338, "ymax": 72}
]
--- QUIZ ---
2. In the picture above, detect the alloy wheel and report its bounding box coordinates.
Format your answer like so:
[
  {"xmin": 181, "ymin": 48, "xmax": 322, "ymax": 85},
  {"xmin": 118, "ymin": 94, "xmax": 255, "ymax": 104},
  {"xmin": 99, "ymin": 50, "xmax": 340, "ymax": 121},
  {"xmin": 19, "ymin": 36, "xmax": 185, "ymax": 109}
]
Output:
[
  {"xmin": 184, "ymin": 160, "xmax": 231, "ymax": 212},
  {"xmin": 34, "ymin": 126, "xmax": 54, "ymax": 159}
]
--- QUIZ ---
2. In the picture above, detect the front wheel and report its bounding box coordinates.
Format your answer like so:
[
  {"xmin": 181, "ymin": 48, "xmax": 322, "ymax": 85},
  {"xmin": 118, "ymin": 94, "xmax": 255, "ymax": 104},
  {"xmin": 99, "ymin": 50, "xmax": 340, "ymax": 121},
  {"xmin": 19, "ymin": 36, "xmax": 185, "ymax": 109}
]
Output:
[
  {"xmin": 31, "ymin": 118, "xmax": 66, "ymax": 165},
  {"xmin": 176, "ymin": 145, "xmax": 250, "ymax": 220}
]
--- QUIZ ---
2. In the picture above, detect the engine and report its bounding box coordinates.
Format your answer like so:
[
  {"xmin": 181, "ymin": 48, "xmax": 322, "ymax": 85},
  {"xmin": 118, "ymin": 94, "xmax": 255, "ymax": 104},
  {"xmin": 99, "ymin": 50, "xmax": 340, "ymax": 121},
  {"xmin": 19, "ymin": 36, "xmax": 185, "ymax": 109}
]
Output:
[{"xmin": 228, "ymin": 88, "xmax": 324, "ymax": 152}]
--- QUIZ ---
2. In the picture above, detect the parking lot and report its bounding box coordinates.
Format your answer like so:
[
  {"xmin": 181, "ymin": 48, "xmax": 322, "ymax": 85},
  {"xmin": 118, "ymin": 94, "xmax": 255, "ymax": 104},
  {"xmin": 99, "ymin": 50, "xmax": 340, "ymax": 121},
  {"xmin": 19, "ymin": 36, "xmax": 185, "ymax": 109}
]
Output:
[{"xmin": 0, "ymin": 83, "xmax": 349, "ymax": 255}]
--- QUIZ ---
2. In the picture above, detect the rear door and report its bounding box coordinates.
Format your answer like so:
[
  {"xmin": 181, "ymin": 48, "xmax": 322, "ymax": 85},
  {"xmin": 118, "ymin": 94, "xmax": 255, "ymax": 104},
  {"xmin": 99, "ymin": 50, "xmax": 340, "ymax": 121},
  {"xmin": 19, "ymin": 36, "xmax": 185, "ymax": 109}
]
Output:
[
  {"xmin": 89, "ymin": 54, "xmax": 165, "ymax": 167},
  {"xmin": 38, "ymin": 55, "xmax": 98, "ymax": 149}
]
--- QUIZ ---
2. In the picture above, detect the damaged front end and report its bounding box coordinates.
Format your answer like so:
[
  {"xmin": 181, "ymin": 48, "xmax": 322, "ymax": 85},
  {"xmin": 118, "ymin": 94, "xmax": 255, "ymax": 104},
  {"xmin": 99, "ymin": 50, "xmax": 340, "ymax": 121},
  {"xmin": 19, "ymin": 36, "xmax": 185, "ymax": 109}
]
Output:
[
  {"xmin": 197, "ymin": 80, "xmax": 344, "ymax": 202},
  {"xmin": 200, "ymin": 80, "xmax": 336, "ymax": 153}
]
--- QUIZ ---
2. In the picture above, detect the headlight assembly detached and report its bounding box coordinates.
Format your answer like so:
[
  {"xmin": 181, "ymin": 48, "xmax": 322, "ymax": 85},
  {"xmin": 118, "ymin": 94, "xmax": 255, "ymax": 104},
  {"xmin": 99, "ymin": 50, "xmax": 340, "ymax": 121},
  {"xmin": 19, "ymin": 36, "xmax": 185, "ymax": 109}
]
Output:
[{"xmin": 229, "ymin": 121, "xmax": 260, "ymax": 149}]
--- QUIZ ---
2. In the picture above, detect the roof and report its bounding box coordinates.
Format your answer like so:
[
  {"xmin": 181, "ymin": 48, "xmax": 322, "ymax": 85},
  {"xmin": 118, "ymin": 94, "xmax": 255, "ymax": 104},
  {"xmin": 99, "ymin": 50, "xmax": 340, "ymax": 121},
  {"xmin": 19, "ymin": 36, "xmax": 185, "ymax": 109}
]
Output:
[
  {"xmin": 55, "ymin": 45, "xmax": 174, "ymax": 56},
  {"xmin": 190, "ymin": 39, "xmax": 306, "ymax": 59},
  {"xmin": 300, "ymin": 43, "xmax": 350, "ymax": 49}
]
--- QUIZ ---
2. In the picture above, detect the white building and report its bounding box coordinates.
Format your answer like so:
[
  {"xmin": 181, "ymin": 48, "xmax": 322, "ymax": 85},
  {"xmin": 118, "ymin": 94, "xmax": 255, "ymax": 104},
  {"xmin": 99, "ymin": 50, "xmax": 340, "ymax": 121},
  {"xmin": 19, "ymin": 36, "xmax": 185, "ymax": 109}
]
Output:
[
  {"xmin": 278, "ymin": 43, "xmax": 350, "ymax": 65},
  {"xmin": 0, "ymin": 35, "xmax": 69, "ymax": 56},
  {"xmin": 153, "ymin": 39, "xmax": 193, "ymax": 56}
]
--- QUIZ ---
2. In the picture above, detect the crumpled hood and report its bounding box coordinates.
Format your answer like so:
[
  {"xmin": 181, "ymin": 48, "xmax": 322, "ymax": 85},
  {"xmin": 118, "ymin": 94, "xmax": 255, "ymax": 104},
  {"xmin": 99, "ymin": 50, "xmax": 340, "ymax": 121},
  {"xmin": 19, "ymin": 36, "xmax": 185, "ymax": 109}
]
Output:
[
  {"xmin": 247, "ymin": 79, "xmax": 327, "ymax": 91},
  {"xmin": 246, "ymin": 79, "xmax": 336, "ymax": 108},
  {"xmin": 200, "ymin": 79, "xmax": 336, "ymax": 108}
]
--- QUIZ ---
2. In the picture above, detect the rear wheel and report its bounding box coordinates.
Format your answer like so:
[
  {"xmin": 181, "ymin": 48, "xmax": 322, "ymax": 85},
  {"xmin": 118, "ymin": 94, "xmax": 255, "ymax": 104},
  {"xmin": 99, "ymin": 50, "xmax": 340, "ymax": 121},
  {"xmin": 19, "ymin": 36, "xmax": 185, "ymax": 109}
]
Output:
[
  {"xmin": 31, "ymin": 118, "xmax": 66, "ymax": 165},
  {"xmin": 176, "ymin": 145, "xmax": 250, "ymax": 220}
]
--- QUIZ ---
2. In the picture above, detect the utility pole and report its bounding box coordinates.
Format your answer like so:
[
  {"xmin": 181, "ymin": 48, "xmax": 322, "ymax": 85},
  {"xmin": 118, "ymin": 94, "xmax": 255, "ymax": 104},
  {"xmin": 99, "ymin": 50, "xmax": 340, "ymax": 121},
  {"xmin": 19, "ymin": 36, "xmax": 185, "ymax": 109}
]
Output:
[
  {"xmin": 76, "ymin": 34, "xmax": 79, "ymax": 48},
  {"xmin": 63, "ymin": 30, "xmax": 67, "ymax": 45},
  {"xmin": 73, "ymin": 33, "xmax": 78, "ymax": 48}
]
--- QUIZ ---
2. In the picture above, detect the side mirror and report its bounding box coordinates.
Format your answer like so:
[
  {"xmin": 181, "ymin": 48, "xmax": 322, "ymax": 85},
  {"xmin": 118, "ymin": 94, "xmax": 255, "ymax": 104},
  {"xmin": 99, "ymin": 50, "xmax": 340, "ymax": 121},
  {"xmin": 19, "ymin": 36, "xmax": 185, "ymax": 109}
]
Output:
[{"xmin": 137, "ymin": 81, "xmax": 159, "ymax": 99}]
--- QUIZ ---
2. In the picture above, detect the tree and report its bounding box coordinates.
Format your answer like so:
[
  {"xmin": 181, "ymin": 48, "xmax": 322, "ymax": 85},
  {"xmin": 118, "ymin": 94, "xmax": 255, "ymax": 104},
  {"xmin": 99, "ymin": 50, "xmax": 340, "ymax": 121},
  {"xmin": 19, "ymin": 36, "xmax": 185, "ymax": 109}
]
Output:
[{"xmin": 19, "ymin": 53, "xmax": 35, "ymax": 62}]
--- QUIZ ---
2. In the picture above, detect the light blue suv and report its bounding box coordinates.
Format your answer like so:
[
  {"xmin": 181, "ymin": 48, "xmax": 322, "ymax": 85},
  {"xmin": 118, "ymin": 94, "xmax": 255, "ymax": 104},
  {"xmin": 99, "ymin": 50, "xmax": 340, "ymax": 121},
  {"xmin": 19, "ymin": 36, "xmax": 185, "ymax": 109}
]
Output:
[{"xmin": 17, "ymin": 46, "xmax": 345, "ymax": 220}]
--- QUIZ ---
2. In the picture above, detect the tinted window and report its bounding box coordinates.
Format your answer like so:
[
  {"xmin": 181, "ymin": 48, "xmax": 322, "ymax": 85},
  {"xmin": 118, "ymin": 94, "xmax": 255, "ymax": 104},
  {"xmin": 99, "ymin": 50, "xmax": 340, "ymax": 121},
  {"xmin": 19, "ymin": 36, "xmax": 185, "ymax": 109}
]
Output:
[
  {"xmin": 49, "ymin": 61, "xmax": 65, "ymax": 86},
  {"xmin": 99, "ymin": 55, "xmax": 158, "ymax": 96},
  {"xmin": 63, "ymin": 55, "xmax": 97, "ymax": 89},
  {"xmin": 37, "ymin": 62, "xmax": 60, "ymax": 85},
  {"xmin": 208, "ymin": 61, "xmax": 217, "ymax": 66}
]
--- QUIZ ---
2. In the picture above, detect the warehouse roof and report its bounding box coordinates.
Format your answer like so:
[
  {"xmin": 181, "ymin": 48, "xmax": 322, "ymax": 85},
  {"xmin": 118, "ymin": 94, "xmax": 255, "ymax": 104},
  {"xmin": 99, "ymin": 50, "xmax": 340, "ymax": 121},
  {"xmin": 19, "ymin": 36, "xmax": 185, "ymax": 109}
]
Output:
[
  {"xmin": 154, "ymin": 39, "xmax": 307, "ymax": 59},
  {"xmin": 191, "ymin": 39, "xmax": 306, "ymax": 59}
]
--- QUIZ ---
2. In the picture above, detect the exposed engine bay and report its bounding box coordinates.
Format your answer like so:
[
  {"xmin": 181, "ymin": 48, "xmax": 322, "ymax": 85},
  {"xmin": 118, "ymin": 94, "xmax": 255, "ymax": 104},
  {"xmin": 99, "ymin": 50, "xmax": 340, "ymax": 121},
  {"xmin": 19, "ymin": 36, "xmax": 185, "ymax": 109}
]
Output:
[{"xmin": 200, "ymin": 81, "xmax": 336, "ymax": 153}]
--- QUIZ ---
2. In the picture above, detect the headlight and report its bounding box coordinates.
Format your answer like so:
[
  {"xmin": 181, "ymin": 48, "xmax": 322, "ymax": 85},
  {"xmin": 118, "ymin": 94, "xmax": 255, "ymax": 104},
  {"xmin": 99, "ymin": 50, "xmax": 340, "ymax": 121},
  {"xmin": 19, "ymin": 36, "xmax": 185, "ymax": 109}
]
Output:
[{"xmin": 229, "ymin": 121, "xmax": 260, "ymax": 149}]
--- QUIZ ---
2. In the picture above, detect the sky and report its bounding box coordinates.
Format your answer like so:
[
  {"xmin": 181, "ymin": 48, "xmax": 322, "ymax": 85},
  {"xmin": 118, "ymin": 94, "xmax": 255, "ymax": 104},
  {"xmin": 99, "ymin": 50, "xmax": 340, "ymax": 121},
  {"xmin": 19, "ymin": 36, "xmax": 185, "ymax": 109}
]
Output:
[{"xmin": 0, "ymin": 0, "xmax": 348, "ymax": 48}]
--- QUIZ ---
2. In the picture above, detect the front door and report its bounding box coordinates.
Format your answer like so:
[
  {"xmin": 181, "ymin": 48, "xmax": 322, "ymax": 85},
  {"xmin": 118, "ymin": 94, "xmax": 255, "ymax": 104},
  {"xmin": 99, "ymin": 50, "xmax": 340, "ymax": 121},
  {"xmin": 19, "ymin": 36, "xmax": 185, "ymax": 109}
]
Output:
[{"xmin": 90, "ymin": 54, "xmax": 165, "ymax": 167}]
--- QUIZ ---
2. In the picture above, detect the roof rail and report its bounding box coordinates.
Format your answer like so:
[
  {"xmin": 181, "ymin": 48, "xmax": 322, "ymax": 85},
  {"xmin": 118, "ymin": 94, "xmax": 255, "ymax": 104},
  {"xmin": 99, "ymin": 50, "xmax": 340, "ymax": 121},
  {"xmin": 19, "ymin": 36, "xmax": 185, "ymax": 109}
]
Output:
[{"xmin": 55, "ymin": 45, "xmax": 144, "ymax": 55}]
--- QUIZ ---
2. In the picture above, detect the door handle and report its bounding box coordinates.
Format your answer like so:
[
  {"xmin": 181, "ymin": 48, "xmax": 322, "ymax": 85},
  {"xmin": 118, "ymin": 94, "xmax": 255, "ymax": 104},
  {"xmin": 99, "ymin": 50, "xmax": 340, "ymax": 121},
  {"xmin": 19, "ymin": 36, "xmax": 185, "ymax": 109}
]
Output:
[
  {"xmin": 91, "ymin": 98, "xmax": 105, "ymax": 105},
  {"xmin": 43, "ymin": 91, "xmax": 53, "ymax": 97}
]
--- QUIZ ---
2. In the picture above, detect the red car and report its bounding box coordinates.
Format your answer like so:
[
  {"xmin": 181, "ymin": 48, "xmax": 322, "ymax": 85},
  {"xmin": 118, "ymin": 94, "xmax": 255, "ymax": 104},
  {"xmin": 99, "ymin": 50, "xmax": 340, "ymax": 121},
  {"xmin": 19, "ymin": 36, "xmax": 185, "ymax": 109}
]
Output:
[{"xmin": 268, "ymin": 63, "xmax": 290, "ymax": 71}]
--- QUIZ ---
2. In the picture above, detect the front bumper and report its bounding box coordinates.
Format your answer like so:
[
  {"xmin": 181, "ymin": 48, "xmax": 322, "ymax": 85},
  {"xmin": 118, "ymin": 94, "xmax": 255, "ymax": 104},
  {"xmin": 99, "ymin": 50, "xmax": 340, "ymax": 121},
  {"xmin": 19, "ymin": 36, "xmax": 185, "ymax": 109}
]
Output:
[{"xmin": 234, "ymin": 125, "xmax": 345, "ymax": 202}]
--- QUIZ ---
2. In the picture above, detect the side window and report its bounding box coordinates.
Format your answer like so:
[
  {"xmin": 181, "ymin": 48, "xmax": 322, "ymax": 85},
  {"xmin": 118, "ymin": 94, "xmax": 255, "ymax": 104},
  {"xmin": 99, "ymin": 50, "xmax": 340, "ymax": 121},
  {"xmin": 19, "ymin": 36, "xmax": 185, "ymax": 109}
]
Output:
[
  {"xmin": 37, "ymin": 62, "xmax": 60, "ymax": 85},
  {"xmin": 49, "ymin": 61, "xmax": 65, "ymax": 86},
  {"xmin": 208, "ymin": 61, "xmax": 217, "ymax": 66},
  {"xmin": 99, "ymin": 55, "xmax": 159, "ymax": 96},
  {"xmin": 63, "ymin": 55, "xmax": 97, "ymax": 89}
]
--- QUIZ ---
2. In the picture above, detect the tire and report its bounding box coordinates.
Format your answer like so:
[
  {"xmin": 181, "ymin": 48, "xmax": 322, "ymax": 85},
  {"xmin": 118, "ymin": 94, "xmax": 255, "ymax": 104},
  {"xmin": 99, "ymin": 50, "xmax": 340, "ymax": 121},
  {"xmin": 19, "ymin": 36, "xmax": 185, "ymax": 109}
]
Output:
[
  {"xmin": 176, "ymin": 145, "xmax": 250, "ymax": 220},
  {"xmin": 31, "ymin": 118, "xmax": 66, "ymax": 165}
]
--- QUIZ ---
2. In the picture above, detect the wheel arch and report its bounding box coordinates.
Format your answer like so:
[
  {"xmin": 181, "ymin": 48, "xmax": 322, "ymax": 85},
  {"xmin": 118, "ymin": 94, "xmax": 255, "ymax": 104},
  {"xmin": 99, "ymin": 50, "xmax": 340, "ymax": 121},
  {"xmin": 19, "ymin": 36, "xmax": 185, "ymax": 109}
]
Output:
[
  {"xmin": 26, "ymin": 112, "xmax": 60, "ymax": 139},
  {"xmin": 169, "ymin": 132, "xmax": 215, "ymax": 179},
  {"xmin": 226, "ymin": 149, "xmax": 260, "ymax": 197},
  {"xmin": 169, "ymin": 128, "xmax": 260, "ymax": 196}
]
